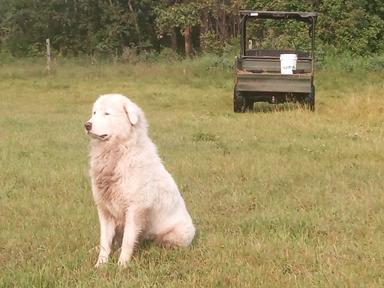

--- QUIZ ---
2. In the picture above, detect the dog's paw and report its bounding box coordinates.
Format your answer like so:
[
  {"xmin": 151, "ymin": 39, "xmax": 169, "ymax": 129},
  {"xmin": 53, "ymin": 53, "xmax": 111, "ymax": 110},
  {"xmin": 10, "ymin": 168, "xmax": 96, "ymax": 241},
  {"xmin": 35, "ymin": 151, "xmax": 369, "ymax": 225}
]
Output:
[
  {"xmin": 117, "ymin": 256, "xmax": 130, "ymax": 268},
  {"xmin": 95, "ymin": 257, "xmax": 108, "ymax": 268}
]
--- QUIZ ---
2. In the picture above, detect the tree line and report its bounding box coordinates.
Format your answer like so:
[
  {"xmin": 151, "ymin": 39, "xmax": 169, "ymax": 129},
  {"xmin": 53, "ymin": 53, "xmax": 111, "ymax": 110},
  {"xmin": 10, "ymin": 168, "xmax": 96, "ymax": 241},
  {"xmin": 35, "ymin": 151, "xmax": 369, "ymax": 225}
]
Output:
[{"xmin": 0, "ymin": 0, "xmax": 383, "ymax": 58}]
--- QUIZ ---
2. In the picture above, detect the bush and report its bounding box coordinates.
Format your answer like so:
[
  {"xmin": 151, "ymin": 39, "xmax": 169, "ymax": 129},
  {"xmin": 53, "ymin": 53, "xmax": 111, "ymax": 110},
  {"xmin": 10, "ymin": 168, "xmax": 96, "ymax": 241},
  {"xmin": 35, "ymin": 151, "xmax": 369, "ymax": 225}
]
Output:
[
  {"xmin": 200, "ymin": 31, "xmax": 224, "ymax": 55},
  {"xmin": 320, "ymin": 53, "xmax": 384, "ymax": 72},
  {"xmin": 0, "ymin": 49, "xmax": 15, "ymax": 64},
  {"xmin": 158, "ymin": 47, "xmax": 182, "ymax": 62}
]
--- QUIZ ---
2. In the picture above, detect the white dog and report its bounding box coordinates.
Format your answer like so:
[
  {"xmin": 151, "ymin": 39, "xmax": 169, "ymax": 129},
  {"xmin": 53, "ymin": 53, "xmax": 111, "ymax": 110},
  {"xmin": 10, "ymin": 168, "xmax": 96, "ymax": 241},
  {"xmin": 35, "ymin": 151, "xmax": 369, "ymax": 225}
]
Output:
[{"xmin": 85, "ymin": 94, "xmax": 195, "ymax": 267}]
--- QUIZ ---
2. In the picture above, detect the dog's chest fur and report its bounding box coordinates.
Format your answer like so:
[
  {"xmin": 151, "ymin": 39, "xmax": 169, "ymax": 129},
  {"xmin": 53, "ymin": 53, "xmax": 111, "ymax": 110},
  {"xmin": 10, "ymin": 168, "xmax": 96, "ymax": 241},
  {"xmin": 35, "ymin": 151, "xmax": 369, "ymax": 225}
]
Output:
[{"xmin": 91, "ymin": 146, "xmax": 128, "ymax": 220}]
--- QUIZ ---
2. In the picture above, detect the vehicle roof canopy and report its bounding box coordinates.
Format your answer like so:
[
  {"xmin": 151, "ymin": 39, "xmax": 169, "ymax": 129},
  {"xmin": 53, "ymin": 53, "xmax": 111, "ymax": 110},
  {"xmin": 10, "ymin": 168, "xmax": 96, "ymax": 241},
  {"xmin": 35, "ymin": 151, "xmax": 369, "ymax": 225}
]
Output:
[{"xmin": 240, "ymin": 10, "xmax": 318, "ymax": 23}]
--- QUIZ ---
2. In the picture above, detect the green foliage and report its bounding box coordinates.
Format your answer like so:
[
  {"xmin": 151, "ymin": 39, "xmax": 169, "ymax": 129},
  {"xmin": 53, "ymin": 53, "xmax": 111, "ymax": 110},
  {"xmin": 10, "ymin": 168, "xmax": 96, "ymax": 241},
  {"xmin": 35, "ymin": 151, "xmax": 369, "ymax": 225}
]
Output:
[
  {"xmin": 155, "ymin": 2, "xmax": 200, "ymax": 34},
  {"xmin": 200, "ymin": 31, "xmax": 223, "ymax": 54},
  {"xmin": 0, "ymin": 0, "xmax": 157, "ymax": 56},
  {"xmin": 318, "ymin": 0, "xmax": 384, "ymax": 54},
  {"xmin": 320, "ymin": 53, "xmax": 384, "ymax": 72},
  {"xmin": 0, "ymin": 49, "xmax": 14, "ymax": 64},
  {"xmin": 0, "ymin": 0, "xmax": 383, "ymax": 57},
  {"xmin": 246, "ymin": 19, "xmax": 312, "ymax": 51},
  {"xmin": 158, "ymin": 47, "xmax": 182, "ymax": 62},
  {"xmin": 245, "ymin": 0, "xmax": 384, "ymax": 55}
]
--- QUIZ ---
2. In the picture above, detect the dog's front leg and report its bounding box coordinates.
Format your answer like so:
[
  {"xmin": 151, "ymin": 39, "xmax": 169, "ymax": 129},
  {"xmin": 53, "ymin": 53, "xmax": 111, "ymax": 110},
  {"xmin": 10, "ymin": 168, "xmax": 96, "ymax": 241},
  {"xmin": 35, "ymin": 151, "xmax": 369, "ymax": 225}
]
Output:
[
  {"xmin": 118, "ymin": 206, "xmax": 143, "ymax": 267},
  {"xmin": 95, "ymin": 208, "xmax": 116, "ymax": 267}
]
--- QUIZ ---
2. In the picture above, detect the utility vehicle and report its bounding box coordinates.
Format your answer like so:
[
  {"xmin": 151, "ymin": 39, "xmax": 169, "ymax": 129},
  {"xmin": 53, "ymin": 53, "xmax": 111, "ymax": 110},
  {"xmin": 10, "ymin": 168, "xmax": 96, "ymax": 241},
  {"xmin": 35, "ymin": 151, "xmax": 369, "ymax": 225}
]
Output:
[{"xmin": 234, "ymin": 11, "xmax": 318, "ymax": 112}]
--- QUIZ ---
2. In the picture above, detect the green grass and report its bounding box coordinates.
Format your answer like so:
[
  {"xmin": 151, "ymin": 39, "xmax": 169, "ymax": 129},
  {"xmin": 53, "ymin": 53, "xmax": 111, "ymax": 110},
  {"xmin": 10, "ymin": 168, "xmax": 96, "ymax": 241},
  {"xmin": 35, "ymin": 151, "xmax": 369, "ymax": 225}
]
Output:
[{"xmin": 1, "ymin": 57, "xmax": 384, "ymax": 287}]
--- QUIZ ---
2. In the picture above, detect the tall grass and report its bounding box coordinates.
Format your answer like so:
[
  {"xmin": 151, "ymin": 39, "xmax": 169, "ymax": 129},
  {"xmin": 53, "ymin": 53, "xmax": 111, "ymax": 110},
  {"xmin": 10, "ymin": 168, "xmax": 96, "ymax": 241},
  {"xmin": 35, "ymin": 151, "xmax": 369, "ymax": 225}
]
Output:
[{"xmin": 0, "ymin": 57, "xmax": 384, "ymax": 287}]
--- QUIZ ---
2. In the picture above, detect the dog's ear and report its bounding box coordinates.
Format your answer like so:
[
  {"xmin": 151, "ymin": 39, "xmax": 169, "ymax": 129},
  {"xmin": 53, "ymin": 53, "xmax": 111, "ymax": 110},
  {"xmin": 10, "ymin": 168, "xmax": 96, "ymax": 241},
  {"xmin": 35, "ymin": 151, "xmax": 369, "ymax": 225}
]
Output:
[{"xmin": 124, "ymin": 101, "xmax": 139, "ymax": 125}]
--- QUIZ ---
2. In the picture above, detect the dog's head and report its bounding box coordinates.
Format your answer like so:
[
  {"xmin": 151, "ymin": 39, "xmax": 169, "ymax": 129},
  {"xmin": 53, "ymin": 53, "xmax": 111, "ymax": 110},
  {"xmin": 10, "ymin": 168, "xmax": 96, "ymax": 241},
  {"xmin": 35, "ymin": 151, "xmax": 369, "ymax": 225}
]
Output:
[{"xmin": 85, "ymin": 94, "xmax": 143, "ymax": 142}]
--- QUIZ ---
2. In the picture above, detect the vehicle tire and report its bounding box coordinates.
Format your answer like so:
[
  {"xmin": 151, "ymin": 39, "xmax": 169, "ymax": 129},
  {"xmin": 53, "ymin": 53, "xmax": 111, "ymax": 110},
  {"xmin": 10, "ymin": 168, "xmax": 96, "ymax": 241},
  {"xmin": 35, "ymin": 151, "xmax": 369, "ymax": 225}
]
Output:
[
  {"xmin": 305, "ymin": 85, "xmax": 315, "ymax": 111},
  {"xmin": 234, "ymin": 89, "xmax": 246, "ymax": 113},
  {"xmin": 246, "ymin": 97, "xmax": 254, "ymax": 111}
]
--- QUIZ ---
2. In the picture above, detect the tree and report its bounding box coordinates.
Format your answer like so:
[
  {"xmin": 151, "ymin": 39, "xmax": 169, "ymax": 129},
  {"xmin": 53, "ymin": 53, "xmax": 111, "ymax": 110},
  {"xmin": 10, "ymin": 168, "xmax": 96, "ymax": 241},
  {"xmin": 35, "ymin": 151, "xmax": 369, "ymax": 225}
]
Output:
[{"xmin": 155, "ymin": 1, "xmax": 200, "ymax": 57}]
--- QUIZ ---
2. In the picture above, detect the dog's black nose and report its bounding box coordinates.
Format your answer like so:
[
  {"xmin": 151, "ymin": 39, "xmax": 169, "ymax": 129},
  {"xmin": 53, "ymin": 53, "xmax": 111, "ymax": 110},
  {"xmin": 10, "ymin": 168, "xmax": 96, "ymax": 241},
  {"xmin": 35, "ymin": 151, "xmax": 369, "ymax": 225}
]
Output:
[{"xmin": 85, "ymin": 122, "xmax": 92, "ymax": 131}]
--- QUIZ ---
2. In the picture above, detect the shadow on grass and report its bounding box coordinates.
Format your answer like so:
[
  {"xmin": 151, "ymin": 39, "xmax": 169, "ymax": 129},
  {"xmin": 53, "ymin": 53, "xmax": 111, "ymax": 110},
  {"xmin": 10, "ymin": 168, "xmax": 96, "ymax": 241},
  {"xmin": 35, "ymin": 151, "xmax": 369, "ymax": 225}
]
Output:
[{"xmin": 107, "ymin": 228, "xmax": 200, "ymax": 260}]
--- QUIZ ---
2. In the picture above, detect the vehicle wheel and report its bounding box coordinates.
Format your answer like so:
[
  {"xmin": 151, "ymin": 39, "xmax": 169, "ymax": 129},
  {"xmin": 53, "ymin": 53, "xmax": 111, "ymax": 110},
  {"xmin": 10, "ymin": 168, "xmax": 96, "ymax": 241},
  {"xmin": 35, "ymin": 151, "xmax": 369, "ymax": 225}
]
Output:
[
  {"xmin": 234, "ymin": 89, "xmax": 246, "ymax": 113},
  {"xmin": 246, "ymin": 98, "xmax": 254, "ymax": 111},
  {"xmin": 305, "ymin": 85, "xmax": 315, "ymax": 111}
]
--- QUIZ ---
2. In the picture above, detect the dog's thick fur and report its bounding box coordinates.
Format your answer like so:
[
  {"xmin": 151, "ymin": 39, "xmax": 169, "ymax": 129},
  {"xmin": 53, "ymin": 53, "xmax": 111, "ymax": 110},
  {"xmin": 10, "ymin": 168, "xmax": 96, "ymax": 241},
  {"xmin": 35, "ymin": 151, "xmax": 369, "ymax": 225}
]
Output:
[{"xmin": 85, "ymin": 94, "xmax": 195, "ymax": 267}]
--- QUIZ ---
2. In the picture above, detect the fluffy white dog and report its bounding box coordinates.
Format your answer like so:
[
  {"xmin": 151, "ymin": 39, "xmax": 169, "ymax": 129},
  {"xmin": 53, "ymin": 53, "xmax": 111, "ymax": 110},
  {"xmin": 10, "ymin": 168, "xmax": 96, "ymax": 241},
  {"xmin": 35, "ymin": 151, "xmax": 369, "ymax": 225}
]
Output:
[{"xmin": 85, "ymin": 94, "xmax": 195, "ymax": 267}]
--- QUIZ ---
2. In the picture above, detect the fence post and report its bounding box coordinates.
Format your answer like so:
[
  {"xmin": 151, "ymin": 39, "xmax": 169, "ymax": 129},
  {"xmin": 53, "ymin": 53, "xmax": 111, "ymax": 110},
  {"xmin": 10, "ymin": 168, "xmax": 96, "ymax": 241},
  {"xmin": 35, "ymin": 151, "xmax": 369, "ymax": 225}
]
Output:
[{"xmin": 46, "ymin": 38, "xmax": 51, "ymax": 73}]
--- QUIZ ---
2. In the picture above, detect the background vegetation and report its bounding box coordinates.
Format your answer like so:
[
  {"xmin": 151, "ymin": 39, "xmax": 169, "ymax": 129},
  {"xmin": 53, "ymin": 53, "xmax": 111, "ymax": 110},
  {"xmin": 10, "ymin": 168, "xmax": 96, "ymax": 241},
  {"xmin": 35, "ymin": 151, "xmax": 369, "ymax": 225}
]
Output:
[{"xmin": 1, "ymin": 0, "xmax": 383, "ymax": 58}]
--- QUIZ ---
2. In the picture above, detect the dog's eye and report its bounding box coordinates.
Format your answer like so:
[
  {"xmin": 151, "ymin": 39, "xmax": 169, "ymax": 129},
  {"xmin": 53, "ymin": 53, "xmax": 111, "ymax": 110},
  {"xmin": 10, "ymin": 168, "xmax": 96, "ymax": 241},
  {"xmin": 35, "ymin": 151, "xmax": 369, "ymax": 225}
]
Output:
[
  {"xmin": 93, "ymin": 111, "xmax": 96, "ymax": 115},
  {"xmin": 104, "ymin": 112, "xmax": 110, "ymax": 116}
]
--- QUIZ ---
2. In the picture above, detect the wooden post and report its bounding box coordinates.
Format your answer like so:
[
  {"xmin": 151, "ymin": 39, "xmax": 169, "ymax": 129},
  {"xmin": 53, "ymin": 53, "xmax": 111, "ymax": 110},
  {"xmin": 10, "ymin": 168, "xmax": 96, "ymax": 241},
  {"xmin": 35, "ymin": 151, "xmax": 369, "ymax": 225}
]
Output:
[{"xmin": 46, "ymin": 38, "xmax": 51, "ymax": 73}]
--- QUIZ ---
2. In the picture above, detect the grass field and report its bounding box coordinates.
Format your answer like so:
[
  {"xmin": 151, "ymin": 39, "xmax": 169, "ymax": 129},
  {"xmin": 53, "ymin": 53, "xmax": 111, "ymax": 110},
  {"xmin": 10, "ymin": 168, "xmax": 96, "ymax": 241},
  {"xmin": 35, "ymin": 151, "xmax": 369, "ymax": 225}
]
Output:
[{"xmin": 1, "ymin": 57, "xmax": 384, "ymax": 287}]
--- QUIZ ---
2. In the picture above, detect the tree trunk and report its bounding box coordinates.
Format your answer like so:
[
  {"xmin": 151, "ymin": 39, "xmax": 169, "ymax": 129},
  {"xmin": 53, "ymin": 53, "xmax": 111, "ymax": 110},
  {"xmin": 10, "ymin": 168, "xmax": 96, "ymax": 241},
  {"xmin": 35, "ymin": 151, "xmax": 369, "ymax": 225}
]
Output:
[
  {"xmin": 219, "ymin": 9, "xmax": 227, "ymax": 41},
  {"xmin": 184, "ymin": 26, "xmax": 193, "ymax": 58},
  {"xmin": 171, "ymin": 28, "xmax": 178, "ymax": 52},
  {"xmin": 128, "ymin": 0, "xmax": 141, "ymax": 46},
  {"xmin": 201, "ymin": 9, "xmax": 209, "ymax": 34}
]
